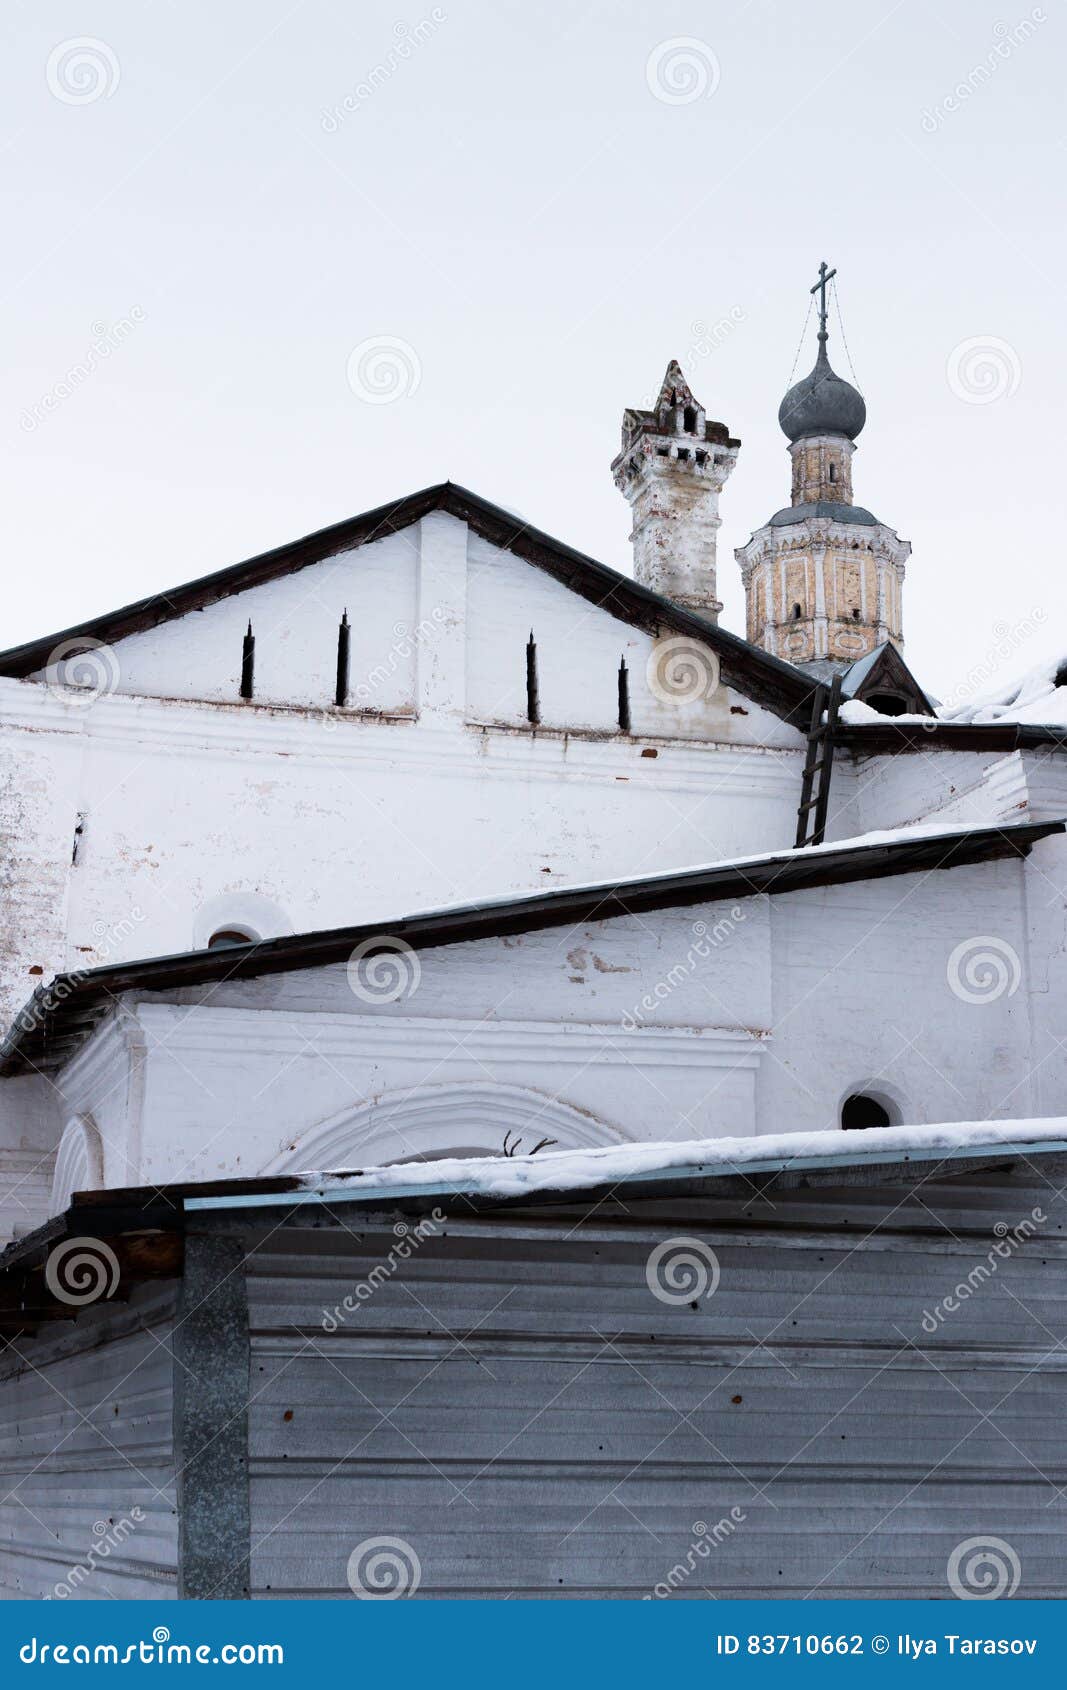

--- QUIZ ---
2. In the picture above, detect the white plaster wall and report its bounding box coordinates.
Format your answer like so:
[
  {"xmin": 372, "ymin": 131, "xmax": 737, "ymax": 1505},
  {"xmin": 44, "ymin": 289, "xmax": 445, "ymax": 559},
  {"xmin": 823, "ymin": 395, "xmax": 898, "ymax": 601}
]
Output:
[
  {"xmin": 0, "ymin": 507, "xmax": 810, "ymax": 1039},
  {"xmin": 764, "ymin": 858, "xmax": 1038, "ymax": 1131},
  {"xmin": 51, "ymin": 531, "xmax": 420, "ymax": 712},
  {"xmin": 834, "ymin": 746, "xmax": 1025, "ymax": 835},
  {"xmin": 27, "ymin": 849, "xmax": 1058, "ymax": 1195},
  {"xmin": 464, "ymin": 532, "xmax": 797, "ymax": 748},
  {"xmin": 0, "ymin": 683, "xmax": 802, "ymax": 1024}
]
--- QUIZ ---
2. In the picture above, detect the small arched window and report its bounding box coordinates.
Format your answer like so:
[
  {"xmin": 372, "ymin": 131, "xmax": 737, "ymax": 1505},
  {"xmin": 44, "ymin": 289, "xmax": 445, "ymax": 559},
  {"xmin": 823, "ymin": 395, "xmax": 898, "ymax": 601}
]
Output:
[
  {"xmin": 207, "ymin": 927, "xmax": 257, "ymax": 949},
  {"xmin": 683, "ymin": 405, "xmax": 697, "ymax": 433},
  {"xmin": 828, "ymin": 462, "xmax": 836, "ymax": 483},
  {"xmin": 792, "ymin": 603, "xmax": 803, "ymax": 621},
  {"xmin": 841, "ymin": 1094, "xmax": 892, "ymax": 1131}
]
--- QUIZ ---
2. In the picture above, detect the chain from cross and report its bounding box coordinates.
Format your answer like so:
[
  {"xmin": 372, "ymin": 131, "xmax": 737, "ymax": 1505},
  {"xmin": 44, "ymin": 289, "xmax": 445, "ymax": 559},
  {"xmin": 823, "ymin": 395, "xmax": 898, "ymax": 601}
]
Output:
[{"xmin": 810, "ymin": 260, "xmax": 837, "ymax": 340}]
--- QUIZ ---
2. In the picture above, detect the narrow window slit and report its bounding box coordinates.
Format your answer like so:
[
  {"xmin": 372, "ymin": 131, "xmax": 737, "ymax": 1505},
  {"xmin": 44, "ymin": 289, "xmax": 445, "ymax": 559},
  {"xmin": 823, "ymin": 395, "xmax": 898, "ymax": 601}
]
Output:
[
  {"xmin": 240, "ymin": 621, "xmax": 255, "ymax": 700},
  {"xmin": 526, "ymin": 630, "xmax": 540, "ymax": 726},
  {"xmin": 335, "ymin": 610, "xmax": 350, "ymax": 707},
  {"xmin": 617, "ymin": 656, "xmax": 631, "ymax": 732}
]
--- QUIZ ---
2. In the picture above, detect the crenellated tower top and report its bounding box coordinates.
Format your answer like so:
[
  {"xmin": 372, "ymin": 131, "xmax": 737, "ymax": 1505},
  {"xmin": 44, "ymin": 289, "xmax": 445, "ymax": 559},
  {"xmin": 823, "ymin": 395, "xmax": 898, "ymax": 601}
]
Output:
[{"xmin": 611, "ymin": 361, "xmax": 739, "ymax": 620}]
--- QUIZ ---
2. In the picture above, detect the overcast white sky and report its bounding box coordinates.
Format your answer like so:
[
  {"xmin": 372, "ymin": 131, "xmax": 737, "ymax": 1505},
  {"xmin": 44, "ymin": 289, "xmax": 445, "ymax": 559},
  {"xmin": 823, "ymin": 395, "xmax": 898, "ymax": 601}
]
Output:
[{"xmin": 2, "ymin": 0, "xmax": 1064, "ymax": 694}]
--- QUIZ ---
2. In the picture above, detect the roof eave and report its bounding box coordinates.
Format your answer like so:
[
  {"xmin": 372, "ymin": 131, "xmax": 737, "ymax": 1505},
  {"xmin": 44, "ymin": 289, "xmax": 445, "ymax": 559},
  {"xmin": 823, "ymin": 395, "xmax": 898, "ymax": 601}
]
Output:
[
  {"xmin": 1, "ymin": 818, "xmax": 1060, "ymax": 1080},
  {"xmin": 0, "ymin": 481, "xmax": 814, "ymax": 726}
]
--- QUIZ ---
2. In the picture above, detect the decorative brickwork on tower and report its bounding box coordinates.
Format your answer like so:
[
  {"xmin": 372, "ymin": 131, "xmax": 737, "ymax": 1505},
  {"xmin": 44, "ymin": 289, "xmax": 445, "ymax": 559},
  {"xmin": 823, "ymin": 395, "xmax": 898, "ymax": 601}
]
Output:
[{"xmin": 736, "ymin": 264, "xmax": 911, "ymax": 667}]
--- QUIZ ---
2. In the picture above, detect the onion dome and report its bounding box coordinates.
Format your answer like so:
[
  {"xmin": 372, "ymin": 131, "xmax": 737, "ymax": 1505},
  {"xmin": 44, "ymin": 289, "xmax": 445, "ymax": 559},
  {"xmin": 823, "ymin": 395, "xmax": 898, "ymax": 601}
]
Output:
[{"xmin": 779, "ymin": 341, "xmax": 866, "ymax": 443}]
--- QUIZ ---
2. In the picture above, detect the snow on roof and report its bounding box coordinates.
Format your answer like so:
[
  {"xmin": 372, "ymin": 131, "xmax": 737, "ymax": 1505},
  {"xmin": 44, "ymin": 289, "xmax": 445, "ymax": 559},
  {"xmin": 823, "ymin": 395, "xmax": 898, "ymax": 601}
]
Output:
[
  {"xmin": 841, "ymin": 653, "xmax": 1067, "ymax": 730},
  {"xmin": 277, "ymin": 1118, "xmax": 1067, "ymax": 1208},
  {"xmin": 441, "ymin": 817, "xmax": 1033, "ymax": 916},
  {"xmin": 937, "ymin": 652, "xmax": 1067, "ymax": 728}
]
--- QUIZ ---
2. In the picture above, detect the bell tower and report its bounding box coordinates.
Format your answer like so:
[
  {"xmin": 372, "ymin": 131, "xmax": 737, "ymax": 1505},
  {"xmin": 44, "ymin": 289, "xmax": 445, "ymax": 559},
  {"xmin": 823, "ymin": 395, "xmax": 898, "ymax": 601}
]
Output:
[
  {"xmin": 736, "ymin": 263, "xmax": 911, "ymax": 666},
  {"xmin": 612, "ymin": 361, "xmax": 739, "ymax": 620}
]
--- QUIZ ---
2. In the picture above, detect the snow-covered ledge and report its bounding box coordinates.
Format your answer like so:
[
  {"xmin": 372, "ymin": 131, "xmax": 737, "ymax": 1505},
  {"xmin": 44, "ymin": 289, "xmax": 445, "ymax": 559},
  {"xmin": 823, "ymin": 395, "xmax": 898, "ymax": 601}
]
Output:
[{"xmin": 183, "ymin": 1118, "xmax": 1067, "ymax": 1211}]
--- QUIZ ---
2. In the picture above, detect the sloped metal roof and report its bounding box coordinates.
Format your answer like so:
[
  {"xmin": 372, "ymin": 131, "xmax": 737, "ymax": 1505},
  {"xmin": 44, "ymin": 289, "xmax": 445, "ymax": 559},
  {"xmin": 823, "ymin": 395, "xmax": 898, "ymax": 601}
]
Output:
[{"xmin": 1, "ymin": 818, "xmax": 1060, "ymax": 1080}]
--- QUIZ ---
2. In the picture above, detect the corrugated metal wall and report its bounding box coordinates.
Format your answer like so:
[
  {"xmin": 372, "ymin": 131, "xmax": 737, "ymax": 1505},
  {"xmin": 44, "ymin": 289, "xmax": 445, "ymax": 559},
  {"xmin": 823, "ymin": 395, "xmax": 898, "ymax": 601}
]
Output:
[
  {"xmin": 0, "ymin": 1284, "xmax": 179, "ymax": 1599},
  {"xmin": 245, "ymin": 1173, "xmax": 1067, "ymax": 1598}
]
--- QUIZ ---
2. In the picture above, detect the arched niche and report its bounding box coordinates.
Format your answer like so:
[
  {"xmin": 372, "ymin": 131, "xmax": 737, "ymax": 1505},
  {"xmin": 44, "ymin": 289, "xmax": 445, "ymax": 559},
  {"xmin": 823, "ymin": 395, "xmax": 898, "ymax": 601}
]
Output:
[
  {"xmin": 266, "ymin": 1082, "xmax": 626, "ymax": 1174},
  {"xmin": 50, "ymin": 1116, "xmax": 105, "ymax": 1215},
  {"xmin": 836, "ymin": 1079, "xmax": 908, "ymax": 1133},
  {"xmin": 192, "ymin": 892, "xmax": 293, "ymax": 951}
]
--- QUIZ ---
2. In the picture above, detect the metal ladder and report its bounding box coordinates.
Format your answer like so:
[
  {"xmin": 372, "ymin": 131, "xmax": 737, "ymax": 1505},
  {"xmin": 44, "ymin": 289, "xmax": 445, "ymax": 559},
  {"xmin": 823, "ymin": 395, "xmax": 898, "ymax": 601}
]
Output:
[{"xmin": 794, "ymin": 673, "xmax": 843, "ymax": 848}]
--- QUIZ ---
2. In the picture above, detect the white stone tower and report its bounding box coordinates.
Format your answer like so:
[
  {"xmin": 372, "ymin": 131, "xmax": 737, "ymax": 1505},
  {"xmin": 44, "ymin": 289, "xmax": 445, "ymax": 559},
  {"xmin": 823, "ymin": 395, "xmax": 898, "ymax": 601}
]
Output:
[
  {"xmin": 612, "ymin": 361, "xmax": 739, "ymax": 619},
  {"xmin": 736, "ymin": 264, "xmax": 911, "ymax": 666}
]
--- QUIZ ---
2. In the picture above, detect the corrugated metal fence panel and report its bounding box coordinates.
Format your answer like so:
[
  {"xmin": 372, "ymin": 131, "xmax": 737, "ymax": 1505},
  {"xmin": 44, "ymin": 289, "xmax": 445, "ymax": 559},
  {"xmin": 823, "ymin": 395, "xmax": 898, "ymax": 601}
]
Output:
[
  {"xmin": 245, "ymin": 1176, "xmax": 1067, "ymax": 1598},
  {"xmin": 0, "ymin": 1285, "xmax": 179, "ymax": 1599}
]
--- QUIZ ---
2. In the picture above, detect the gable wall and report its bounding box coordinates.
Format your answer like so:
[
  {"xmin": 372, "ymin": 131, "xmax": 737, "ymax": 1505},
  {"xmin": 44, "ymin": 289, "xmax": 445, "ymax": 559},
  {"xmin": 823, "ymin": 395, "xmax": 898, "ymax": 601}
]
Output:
[
  {"xmin": 0, "ymin": 513, "xmax": 807, "ymax": 1046},
  {"xmin": 53, "ymin": 530, "xmax": 421, "ymax": 713}
]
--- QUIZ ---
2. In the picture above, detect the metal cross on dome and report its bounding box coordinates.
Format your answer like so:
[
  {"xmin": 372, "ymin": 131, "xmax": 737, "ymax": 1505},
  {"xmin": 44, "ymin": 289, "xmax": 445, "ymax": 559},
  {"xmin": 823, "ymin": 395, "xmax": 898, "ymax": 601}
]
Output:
[{"xmin": 810, "ymin": 260, "xmax": 837, "ymax": 340}]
